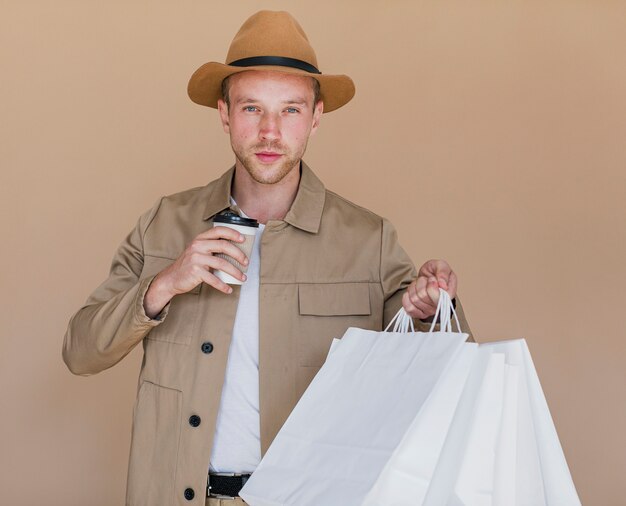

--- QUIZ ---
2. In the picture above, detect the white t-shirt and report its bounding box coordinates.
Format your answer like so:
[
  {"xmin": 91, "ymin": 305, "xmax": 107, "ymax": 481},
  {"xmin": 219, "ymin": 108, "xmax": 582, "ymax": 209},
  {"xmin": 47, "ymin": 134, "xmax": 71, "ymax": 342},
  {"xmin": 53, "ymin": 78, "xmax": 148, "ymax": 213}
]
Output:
[{"xmin": 209, "ymin": 209, "xmax": 264, "ymax": 473}]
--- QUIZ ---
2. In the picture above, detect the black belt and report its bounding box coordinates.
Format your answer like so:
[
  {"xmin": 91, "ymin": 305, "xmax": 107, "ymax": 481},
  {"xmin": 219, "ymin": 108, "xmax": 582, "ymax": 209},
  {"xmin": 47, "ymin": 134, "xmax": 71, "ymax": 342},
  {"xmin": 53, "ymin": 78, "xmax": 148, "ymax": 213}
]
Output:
[{"xmin": 208, "ymin": 473, "xmax": 251, "ymax": 498}]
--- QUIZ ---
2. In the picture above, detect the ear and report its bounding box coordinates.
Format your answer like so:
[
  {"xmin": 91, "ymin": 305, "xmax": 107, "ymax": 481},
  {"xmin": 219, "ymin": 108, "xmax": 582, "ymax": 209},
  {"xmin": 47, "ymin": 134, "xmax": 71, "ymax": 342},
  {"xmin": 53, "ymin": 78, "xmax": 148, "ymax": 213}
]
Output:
[
  {"xmin": 309, "ymin": 100, "xmax": 324, "ymax": 136},
  {"xmin": 217, "ymin": 98, "xmax": 230, "ymax": 134}
]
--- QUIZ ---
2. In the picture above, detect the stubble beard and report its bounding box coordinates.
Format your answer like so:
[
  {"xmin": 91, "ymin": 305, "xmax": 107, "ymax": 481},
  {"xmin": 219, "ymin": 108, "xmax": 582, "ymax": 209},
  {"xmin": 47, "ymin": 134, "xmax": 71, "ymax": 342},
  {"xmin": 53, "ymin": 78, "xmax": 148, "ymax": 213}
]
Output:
[{"xmin": 233, "ymin": 140, "xmax": 307, "ymax": 185}]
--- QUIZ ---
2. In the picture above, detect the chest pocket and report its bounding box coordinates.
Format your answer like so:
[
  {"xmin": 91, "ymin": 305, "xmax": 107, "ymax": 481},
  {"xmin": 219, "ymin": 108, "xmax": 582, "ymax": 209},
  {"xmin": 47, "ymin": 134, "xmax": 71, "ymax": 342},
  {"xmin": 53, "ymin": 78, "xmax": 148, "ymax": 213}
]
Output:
[
  {"xmin": 140, "ymin": 255, "xmax": 200, "ymax": 345},
  {"xmin": 297, "ymin": 282, "xmax": 373, "ymax": 366}
]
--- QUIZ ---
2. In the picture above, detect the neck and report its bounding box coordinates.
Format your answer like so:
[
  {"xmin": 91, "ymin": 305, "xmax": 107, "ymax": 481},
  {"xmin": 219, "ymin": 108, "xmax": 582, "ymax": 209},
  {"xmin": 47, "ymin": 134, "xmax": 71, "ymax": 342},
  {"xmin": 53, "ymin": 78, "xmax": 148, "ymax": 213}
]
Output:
[{"xmin": 231, "ymin": 161, "xmax": 301, "ymax": 224}]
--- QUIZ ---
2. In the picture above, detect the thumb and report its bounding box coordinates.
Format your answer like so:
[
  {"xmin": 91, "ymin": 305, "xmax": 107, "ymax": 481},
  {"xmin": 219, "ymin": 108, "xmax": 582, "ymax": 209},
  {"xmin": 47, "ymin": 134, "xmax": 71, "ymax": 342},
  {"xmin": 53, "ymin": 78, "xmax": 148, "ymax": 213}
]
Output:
[{"xmin": 437, "ymin": 277, "xmax": 449, "ymax": 291}]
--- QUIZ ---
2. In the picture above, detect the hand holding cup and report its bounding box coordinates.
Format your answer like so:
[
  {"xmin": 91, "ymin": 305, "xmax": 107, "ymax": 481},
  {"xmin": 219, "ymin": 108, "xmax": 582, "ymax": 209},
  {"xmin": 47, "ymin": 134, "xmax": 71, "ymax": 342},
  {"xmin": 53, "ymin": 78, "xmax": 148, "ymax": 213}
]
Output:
[{"xmin": 143, "ymin": 221, "xmax": 252, "ymax": 318}]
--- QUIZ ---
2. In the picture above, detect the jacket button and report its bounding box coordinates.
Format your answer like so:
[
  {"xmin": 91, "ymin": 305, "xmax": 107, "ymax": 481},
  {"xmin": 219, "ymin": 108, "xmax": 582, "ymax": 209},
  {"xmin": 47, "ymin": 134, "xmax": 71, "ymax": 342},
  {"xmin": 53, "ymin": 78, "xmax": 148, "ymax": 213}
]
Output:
[
  {"xmin": 201, "ymin": 342, "xmax": 214, "ymax": 354},
  {"xmin": 184, "ymin": 488, "xmax": 195, "ymax": 500},
  {"xmin": 189, "ymin": 415, "xmax": 201, "ymax": 427}
]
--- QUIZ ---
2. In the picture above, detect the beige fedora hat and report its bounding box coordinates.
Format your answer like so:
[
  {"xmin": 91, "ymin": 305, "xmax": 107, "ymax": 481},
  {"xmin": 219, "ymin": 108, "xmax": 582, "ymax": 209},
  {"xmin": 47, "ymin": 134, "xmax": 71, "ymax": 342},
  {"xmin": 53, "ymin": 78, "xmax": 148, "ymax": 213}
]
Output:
[{"xmin": 187, "ymin": 10, "xmax": 355, "ymax": 113}]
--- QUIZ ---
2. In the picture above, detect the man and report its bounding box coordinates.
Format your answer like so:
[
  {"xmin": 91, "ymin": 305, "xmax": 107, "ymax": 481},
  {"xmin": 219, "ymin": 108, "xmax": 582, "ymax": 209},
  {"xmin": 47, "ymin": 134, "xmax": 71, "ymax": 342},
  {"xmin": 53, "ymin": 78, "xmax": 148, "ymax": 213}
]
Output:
[{"xmin": 63, "ymin": 10, "xmax": 472, "ymax": 506}]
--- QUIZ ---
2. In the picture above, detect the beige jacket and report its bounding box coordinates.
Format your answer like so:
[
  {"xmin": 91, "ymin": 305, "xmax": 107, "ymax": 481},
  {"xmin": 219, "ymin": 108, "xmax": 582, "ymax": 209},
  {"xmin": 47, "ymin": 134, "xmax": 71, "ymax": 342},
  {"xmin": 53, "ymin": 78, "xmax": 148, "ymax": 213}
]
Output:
[{"xmin": 63, "ymin": 163, "xmax": 472, "ymax": 506}]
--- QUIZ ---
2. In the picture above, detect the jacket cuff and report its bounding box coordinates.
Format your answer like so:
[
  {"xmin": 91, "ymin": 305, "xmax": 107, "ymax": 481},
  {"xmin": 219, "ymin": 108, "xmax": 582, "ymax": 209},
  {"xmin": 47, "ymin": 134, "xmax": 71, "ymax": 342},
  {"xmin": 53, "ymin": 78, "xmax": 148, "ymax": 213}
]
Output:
[{"xmin": 134, "ymin": 276, "xmax": 171, "ymax": 326}]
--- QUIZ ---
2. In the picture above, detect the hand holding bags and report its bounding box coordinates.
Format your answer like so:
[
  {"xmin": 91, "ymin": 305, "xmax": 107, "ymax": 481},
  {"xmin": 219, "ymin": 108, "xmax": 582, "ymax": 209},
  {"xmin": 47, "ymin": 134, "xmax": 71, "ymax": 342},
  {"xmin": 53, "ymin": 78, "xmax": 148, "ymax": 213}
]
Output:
[{"xmin": 240, "ymin": 291, "xmax": 580, "ymax": 506}]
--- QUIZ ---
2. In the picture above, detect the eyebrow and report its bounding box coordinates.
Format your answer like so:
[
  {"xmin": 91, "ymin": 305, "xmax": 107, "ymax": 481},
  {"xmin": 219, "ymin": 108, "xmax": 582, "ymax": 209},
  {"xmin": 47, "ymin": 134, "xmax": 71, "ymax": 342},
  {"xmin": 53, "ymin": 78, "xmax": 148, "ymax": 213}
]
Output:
[
  {"xmin": 282, "ymin": 99, "xmax": 308, "ymax": 106},
  {"xmin": 235, "ymin": 97, "xmax": 309, "ymax": 106}
]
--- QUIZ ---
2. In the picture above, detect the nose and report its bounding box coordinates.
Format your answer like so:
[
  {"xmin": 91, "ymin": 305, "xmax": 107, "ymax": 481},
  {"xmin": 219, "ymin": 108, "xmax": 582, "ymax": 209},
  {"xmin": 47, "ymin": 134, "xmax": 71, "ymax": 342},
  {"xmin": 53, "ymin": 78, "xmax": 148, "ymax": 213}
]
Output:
[{"xmin": 258, "ymin": 112, "xmax": 281, "ymax": 142}]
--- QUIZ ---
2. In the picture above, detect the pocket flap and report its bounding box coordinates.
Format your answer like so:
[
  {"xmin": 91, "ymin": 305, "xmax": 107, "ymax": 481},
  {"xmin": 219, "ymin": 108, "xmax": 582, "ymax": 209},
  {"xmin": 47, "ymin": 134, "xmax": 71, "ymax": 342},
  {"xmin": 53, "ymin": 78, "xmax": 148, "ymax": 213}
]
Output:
[{"xmin": 298, "ymin": 283, "xmax": 371, "ymax": 316}]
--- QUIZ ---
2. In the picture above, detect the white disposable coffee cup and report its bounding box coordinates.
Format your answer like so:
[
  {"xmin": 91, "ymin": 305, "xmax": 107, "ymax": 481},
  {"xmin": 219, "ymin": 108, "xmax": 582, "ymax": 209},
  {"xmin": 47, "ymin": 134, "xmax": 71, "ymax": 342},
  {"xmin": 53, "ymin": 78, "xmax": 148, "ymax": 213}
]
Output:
[{"xmin": 212, "ymin": 212, "xmax": 259, "ymax": 285}]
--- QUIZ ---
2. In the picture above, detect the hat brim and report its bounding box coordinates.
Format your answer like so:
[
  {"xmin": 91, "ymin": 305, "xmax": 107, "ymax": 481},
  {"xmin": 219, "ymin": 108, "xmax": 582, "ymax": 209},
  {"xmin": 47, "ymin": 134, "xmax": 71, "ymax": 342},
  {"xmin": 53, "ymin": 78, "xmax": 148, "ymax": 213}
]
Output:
[{"xmin": 187, "ymin": 62, "xmax": 355, "ymax": 113}]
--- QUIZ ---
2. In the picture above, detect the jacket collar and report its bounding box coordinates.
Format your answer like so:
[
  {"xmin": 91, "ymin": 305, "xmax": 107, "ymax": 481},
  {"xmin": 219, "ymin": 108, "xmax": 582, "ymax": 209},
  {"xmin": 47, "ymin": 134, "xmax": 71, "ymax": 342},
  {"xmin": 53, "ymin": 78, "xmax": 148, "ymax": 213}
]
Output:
[
  {"xmin": 202, "ymin": 167, "xmax": 237, "ymax": 220},
  {"xmin": 202, "ymin": 161, "xmax": 326, "ymax": 234}
]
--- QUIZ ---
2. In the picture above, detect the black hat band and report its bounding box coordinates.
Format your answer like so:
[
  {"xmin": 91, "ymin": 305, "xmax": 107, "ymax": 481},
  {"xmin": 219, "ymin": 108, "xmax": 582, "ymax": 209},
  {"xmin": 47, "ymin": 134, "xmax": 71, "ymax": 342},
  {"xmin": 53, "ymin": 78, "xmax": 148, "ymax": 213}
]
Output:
[{"xmin": 228, "ymin": 56, "xmax": 322, "ymax": 75}]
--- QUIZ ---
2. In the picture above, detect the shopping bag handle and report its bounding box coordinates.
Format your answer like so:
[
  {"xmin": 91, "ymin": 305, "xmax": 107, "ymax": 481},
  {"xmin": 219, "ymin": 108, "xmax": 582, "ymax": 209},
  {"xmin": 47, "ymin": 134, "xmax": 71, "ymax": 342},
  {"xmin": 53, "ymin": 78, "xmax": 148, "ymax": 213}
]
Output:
[
  {"xmin": 385, "ymin": 305, "xmax": 416, "ymax": 333},
  {"xmin": 428, "ymin": 288, "xmax": 461, "ymax": 333},
  {"xmin": 384, "ymin": 289, "xmax": 461, "ymax": 333}
]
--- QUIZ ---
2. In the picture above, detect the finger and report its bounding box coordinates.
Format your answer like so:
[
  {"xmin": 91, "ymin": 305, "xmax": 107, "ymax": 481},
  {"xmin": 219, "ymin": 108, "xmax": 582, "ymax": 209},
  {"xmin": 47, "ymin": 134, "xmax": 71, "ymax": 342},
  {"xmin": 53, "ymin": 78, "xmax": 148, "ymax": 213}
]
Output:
[
  {"xmin": 419, "ymin": 259, "xmax": 452, "ymax": 284},
  {"xmin": 187, "ymin": 251, "xmax": 247, "ymax": 282},
  {"xmin": 417, "ymin": 259, "xmax": 438, "ymax": 278},
  {"xmin": 414, "ymin": 275, "xmax": 429, "ymax": 298},
  {"xmin": 425, "ymin": 277, "xmax": 441, "ymax": 306},
  {"xmin": 198, "ymin": 239, "xmax": 249, "ymax": 267},
  {"xmin": 403, "ymin": 284, "xmax": 421, "ymax": 314},
  {"xmin": 416, "ymin": 276, "xmax": 438, "ymax": 309},
  {"xmin": 198, "ymin": 269, "xmax": 233, "ymax": 295},
  {"xmin": 206, "ymin": 255, "xmax": 247, "ymax": 283},
  {"xmin": 436, "ymin": 272, "xmax": 449, "ymax": 291},
  {"xmin": 408, "ymin": 280, "xmax": 435, "ymax": 312},
  {"xmin": 402, "ymin": 291, "xmax": 429, "ymax": 319},
  {"xmin": 407, "ymin": 280, "xmax": 419, "ymax": 302},
  {"xmin": 404, "ymin": 297, "xmax": 437, "ymax": 320},
  {"xmin": 411, "ymin": 297, "xmax": 437, "ymax": 319},
  {"xmin": 196, "ymin": 226, "xmax": 246, "ymax": 243},
  {"xmin": 187, "ymin": 238, "xmax": 249, "ymax": 267},
  {"xmin": 447, "ymin": 271, "xmax": 458, "ymax": 299},
  {"xmin": 431, "ymin": 260, "xmax": 451, "ymax": 288}
]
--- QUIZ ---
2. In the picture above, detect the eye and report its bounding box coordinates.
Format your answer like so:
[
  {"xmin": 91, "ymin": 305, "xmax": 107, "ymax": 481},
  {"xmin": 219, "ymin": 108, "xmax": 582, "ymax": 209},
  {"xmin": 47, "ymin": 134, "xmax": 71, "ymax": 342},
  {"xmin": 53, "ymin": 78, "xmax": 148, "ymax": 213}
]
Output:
[
  {"xmin": 285, "ymin": 107, "xmax": 300, "ymax": 114},
  {"xmin": 243, "ymin": 106, "xmax": 258, "ymax": 112}
]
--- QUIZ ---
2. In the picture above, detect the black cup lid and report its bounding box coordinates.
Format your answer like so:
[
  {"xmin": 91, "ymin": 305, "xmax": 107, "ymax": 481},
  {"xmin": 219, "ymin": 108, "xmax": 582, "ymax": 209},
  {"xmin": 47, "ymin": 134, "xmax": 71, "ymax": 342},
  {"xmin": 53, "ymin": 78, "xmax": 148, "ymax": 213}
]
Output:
[{"xmin": 213, "ymin": 211, "xmax": 259, "ymax": 228}]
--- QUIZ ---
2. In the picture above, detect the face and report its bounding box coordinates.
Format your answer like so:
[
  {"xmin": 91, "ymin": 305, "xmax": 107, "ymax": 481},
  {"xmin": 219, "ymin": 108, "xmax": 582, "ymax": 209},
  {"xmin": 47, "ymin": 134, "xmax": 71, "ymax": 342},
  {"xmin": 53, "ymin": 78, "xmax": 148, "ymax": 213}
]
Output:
[{"xmin": 217, "ymin": 70, "xmax": 323, "ymax": 185}]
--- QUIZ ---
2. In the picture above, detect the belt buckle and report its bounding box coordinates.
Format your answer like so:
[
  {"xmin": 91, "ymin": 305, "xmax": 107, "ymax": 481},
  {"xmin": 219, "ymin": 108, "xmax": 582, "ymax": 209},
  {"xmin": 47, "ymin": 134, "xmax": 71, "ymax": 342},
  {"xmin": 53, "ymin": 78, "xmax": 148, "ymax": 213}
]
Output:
[
  {"xmin": 207, "ymin": 472, "xmax": 249, "ymax": 500},
  {"xmin": 208, "ymin": 493, "xmax": 237, "ymax": 500}
]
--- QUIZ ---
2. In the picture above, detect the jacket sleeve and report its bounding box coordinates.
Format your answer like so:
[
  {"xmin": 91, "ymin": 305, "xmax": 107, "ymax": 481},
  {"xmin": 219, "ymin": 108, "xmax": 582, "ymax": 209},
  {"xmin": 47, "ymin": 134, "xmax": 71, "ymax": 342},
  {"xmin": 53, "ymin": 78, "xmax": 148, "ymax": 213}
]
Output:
[
  {"xmin": 379, "ymin": 218, "xmax": 474, "ymax": 341},
  {"xmin": 62, "ymin": 199, "xmax": 170, "ymax": 375}
]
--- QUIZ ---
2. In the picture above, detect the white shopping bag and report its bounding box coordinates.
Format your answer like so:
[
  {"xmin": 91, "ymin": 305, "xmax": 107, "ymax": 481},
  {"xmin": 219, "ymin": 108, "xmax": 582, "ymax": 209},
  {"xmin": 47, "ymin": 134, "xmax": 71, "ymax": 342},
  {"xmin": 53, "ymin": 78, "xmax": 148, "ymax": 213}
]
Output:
[
  {"xmin": 364, "ymin": 342, "xmax": 519, "ymax": 506},
  {"xmin": 410, "ymin": 338, "xmax": 579, "ymax": 506},
  {"xmin": 240, "ymin": 294, "xmax": 469, "ymax": 506},
  {"xmin": 361, "ymin": 342, "xmax": 479, "ymax": 506},
  {"xmin": 241, "ymin": 290, "xmax": 581, "ymax": 506},
  {"xmin": 419, "ymin": 348, "xmax": 506, "ymax": 506},
  {"xmin": 481, "ymin": 340, "xmax": 581, "ymax": 506},
  {"xmin": 492, "ymin": 363, "xmax": 519, "ymax": 506}
]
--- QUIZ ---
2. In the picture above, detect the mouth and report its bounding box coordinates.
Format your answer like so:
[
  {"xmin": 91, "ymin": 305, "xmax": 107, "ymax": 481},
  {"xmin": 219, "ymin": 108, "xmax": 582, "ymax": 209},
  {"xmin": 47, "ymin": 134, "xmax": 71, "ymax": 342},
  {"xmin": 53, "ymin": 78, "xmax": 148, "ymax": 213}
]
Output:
[{"xmin": 255, "ymin": 151, "xmax": 283, "ymax": 163}]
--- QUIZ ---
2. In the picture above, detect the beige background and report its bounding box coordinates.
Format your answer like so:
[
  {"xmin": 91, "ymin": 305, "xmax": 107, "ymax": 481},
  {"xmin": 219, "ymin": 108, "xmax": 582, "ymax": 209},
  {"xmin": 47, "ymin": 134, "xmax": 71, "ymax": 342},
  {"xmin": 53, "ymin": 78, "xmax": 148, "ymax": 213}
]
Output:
[{"xmin": 1, "ymin": 1, "xmax": 624, "ymax": 504}]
